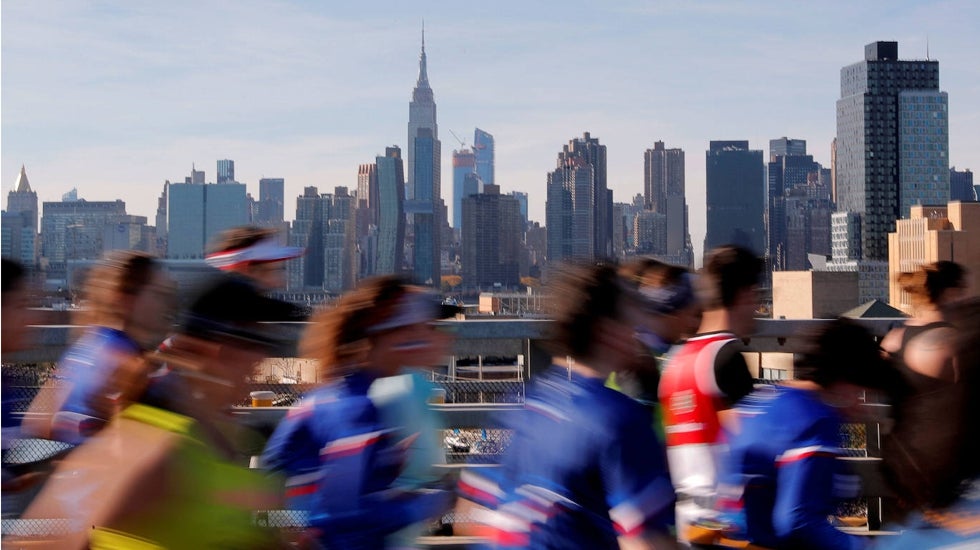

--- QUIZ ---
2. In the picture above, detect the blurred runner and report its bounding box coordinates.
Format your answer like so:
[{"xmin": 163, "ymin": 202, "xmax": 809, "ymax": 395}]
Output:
[
  {"xmin": 458, "ymin": 263, "xmax": 677, "ymax": 549},
  {"xmin": 262, "ymin": 275, "xmax": 454, "ymax": 549},
  {"xmin": 609, "ymin": 258, "xmax": 700, "ymax": 442},
  {"xmin": 693, "ymin": 319, "xmax": 890, "ymax": 549},
  {"xmin": 8, "ymin": 272, "xmax": 294, "ymax": 549},
  {"xmin": 2, "ymin": 258, "xmax": 43, "ymax": 500},
  {"xmin": 876, "ymin": 297, "xmax": 980, "ymax": 548},
  {"xmin": 205, "ymin": 226, "xmax": 305, "ymax": 315},
  {"xmin": 22, "ymin": 251, "xmax": 173, "ymax": 443},
  {"xmin": 658, "ymin": 245, "xmax": 761, "ymax": 546}
]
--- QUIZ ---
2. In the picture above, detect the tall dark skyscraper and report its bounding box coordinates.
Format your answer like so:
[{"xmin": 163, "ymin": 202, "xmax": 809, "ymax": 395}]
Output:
[
  {"xmin": 376, "ymin": 146, "xmax": 406, "ymax": 275},
  {"xmin": 643, "ymin": 141, "xmax": 692, "ymax": 266},
  {"xmin": 474, "ymin": 128, "xmax": 494, "ymax": 187},
  {"xmin": 545, "ymin": 132, "xmax": 612, "ymax": 264},
  {"xmin": 407, "ymin": 28, "xmax": 437, "ymax": 202},
  {"xmin": 461, "ymin": 184, "xmax": 521, "ymax": 288},
  {"xmin": 835, "ymin": 41, "xmax": 948, "ymax": 261},
  {"xmin": 704, "ymin": 140, "xmax": 765, "ymax": 257},
  {"xmin": 411, "ymin": 128, "xmax": 442, "ymax": 286}
]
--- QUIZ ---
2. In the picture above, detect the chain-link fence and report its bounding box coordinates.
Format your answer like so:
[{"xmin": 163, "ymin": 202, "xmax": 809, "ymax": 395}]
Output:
[{"xmin": 840, "ymin": 423, "xmax": 868, "ymax": 457}]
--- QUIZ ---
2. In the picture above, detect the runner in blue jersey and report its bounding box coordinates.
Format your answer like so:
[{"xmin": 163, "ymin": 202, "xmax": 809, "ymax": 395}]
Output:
[
  {"xmin": 22, "ymin": 252, "xmax": 173, "ymax": 444},
  {"xmin": 458, "ymin": 263, "xmax": 676, "ymax": 549},
  {"xmin": 697, "ymin": 319, "xmax": 891, "ymax": 550},
  {"xmin": 263, "ymin": 276, "xmax": 455, "ymax": 548}
]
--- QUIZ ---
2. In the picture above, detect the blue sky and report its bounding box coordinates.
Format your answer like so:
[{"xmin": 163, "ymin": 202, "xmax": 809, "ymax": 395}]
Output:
[{"xmin": 3, "ymin": 1, "xmax": 978, "ymax": 259}]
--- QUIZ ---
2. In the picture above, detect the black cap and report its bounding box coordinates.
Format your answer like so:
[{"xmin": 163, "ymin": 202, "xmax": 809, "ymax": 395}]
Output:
[{"xmin": 179, "ymin": 274, "xmax": 304, "ymax": 353}]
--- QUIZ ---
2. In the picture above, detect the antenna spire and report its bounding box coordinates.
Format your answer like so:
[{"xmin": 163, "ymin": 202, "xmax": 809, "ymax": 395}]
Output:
[{"xmin": 416, "ymin": 20, "xmax": 430, "ymax": 88}]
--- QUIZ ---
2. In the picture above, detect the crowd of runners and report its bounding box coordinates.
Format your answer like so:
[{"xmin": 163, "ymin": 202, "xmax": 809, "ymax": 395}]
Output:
[{"xmin": 1, "ymin": 228, "xmax": 977, "ymax": 549}]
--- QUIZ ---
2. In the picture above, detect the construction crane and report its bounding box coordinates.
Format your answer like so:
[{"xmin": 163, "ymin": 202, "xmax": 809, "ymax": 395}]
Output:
[{"xmin": 449, "ymin": 129, "xmax": 467, "ymax": 151}]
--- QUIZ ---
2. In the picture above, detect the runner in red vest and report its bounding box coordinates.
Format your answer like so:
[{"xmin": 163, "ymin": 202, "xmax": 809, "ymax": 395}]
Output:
[{"xmin": 658, "ymin": 245, "xmax": 762, "ymax": 545}]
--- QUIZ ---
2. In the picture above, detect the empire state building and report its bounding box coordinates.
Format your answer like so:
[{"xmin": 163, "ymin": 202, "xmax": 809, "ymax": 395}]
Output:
[{"xmin": 407, "ymin": 28, "xmax": 438, "ymax": 201}]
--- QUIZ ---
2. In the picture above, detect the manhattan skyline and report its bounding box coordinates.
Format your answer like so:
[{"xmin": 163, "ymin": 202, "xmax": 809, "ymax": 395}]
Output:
[{"xmin": 3, "ymin": 1, "xmax": 979, "ymax": 261}]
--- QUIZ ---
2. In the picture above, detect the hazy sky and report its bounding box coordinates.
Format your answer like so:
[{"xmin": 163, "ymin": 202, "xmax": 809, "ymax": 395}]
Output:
[{"xmin": 3, "ymin": 1, "xmax": 979, "ymax": 260}]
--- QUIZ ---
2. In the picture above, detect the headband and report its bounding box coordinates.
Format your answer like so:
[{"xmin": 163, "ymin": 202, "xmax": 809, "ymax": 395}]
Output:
[
  {"xmin": 368, "ymin": 291, "xmax": 459, "ymax": 334},
  {"xmin": 205, "ymin": 237, "xmax": 304, "ymax": 270}
]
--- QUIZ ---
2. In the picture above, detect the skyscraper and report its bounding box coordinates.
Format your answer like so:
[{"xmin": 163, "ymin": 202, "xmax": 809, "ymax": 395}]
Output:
[
  {"xmin": 950, "ymin": 167, "xmax": 976, "ymax": 202},
  {"xmin": 256, "ymin": 178, "xmax": 285, "ymax": 225},
  {"xmin": 167, "ymin": 167, "xmax": 249, "ymax": 259},
  {"xmin": 411, "ymin": 127, "xmax": 442, "ymax": 286},
  {"xmin": 452, "ymin": 148, "xmax": 477, "ymax": 230},
  {"xmin": 290, "ymin": 186, "xmax": 324, "ymax": 290},
  {"xmin": 217, "ymin": 159, "xmax": 235, "ymax": 184},
  {"xmin": 6, "ymin": 165, "xmax": 38, "ymax": 234},
  {"xmin": 704, "ymin": 141, "xmax": 765, "ymax": 257},
  {"xmin": 835, "ymin": 41, "xmax": 947, "ymax": 262},
  {"xmin": 769, "ymin": 137, "xmax": 807, "ymax": 157},
  {"xmin": 155, "ymin": 182, "xmax": 168, "ymax": 246},
  {"xmin": 407, "ymin": 28, "xmax": 437, "ymax": 202},
  {"xmin": 767, "ymin": 138, "xmax": 820, "ymax": 271},
  {"xmin": 323, "ymin": 187, "xmax": 358, "ymax": 293},
  {"xmin": 461, "ymin": 184, "xmax": 521, "ymax": 289},
  {"xmin": 474, "ymin": 128, "xmax": 495, "ymax": 187},
  {"xmin": 643, "ymin": 141, "xmax": 691, "ymax": 265},
  {"xmin": 375, "ymin": 146, "xmax": 406, "ymax": 275},
  {"xmin": 546, "ymin": 157, "xmax": 595, "ymax": 263},
  {"xmin": 545, "ymin": 133, "xmax": 612, "ymax": 263},
  {"xmin": 357, "ymin": 163, "xmax": 379, "ymax": 227},
  {"xmin": 3, "ymin": 165, "xmax": 38, "ymax": 267},
  {"xmin": 510, "ymin": 191, "xmax": 528, "ymax": 227}
]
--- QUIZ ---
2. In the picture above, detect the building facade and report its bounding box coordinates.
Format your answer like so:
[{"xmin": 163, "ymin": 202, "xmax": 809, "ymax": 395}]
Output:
[
  {"xmin": 704, "ymin": 140, "xmax": 765, "ymax": 257},
  {"xmin": 166, "ymin": 180, "xmax": 249, "ymax": 259},
  {"xmin": 546, "ymin": 159, "xmax": 594, "ymax": 263},
  {"xmin": 949, "ymin": 167, "xmax": 976, "ymax": 202},
  {"xmin": 643, "ymin": 141, "xmax": 691, "ymax": 265},
  {"xmin": 41, "ymin": 199, "xmax": 129, "ymax": 281},
  {"xmin": 888, "ymin": 201, "xmax": 980, "ymax": 314},
  {"xmin": 835, "ymin": 41, "xmax": 946, "ymax": 262},
  {"xmin": 767, "ymin": 139, "xmax": 822, "ymax": 271},
  {"xmin": 474, "ymin": 128, "xmax": 495, "ymax": 187},
  {"xmin": 411, "ymin": 128, "xmax": 442, "ymax": 286},
  {"xmin": 545, "ymin": 133, "xmax": 611, "ymax": 264},
  {"xmin": 217, "ymin": 159, "xmax": 235, "ymax": 184},
  {"xmin": 452, "ymin": 148, "xmax": 477, "ymax": 230},
  {"xmin": 375, "ymin": 147, "xmax": 406, "ymax": 275},
  {"xmin": 256, "ymin": 178, "xmax": 285, "ymax": 225},
  {"xmin": 772, "ymin": 271, "xmax": 860, "ymax": 319},
  {"xmin": 3, "ymin": 165, "xmax": 38, "ymax": 267},
  {"xmin": 461, "ymin": 184, "xmax": 521, "ymax": 289}
]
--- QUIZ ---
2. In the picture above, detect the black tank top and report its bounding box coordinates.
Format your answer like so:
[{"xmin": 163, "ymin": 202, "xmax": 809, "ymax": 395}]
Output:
[{"xmin": 893, "ymin": 321, "xmax": 954, "ymax": 396}]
